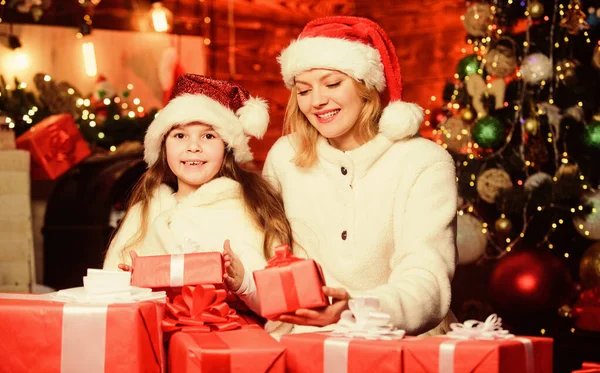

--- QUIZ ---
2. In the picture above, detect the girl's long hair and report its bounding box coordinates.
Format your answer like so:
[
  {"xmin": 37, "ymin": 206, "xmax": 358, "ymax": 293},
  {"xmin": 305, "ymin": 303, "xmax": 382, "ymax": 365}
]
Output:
[
  {"xmin": 114, "ymin": 138, "xmax": 177, "ymax": 263},
  {"xmin": 218, "ymin": 150, "xmax": 294, "ymax": 260},
  {"xmin": 112, "ymin": 136, "xmax": 293, "ymax": 262}
]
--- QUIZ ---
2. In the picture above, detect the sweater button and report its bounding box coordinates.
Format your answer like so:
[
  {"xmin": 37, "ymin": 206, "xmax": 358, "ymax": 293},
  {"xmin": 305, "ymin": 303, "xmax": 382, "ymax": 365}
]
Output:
[
  {"xmin": 341, "ymin": 230, "xmax": 347, "ymax": 240},
  {"xmin": 341, "ymin": 167, "xmax": 347, "ymax": 175}
]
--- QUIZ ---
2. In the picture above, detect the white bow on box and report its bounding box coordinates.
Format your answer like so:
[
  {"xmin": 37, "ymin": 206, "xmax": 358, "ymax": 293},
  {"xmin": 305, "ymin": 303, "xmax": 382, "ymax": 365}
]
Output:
[
  {"xmin": 447, "ymin": 313, "xmax": 514, "ymax": 340},
  {"xmin": 52, "ymin": 269, "xmax": 166, "ymax": 303},
  {"xmin": 331, "ymin": 297, "xmax": 406, "ymax": 340}
]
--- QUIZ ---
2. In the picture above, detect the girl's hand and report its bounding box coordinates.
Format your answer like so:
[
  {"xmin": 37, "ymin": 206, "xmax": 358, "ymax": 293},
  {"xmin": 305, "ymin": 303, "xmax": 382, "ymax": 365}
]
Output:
[
  {"xmin": 279, "ymin": 286, "xmax": 351, "ymax": 326},
  {"xmin": 222, "ymin": 239, "xmax": 245, "ymax": 292},
  {"xmin": 118, "ymin": 263, "xmax": 132, "ymax": 272}
]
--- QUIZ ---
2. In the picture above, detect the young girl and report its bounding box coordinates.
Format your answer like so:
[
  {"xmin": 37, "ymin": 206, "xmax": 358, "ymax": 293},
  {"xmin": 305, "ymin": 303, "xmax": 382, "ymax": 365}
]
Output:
[
  {"xmin": 264, "ymin": 16, "xmax": 458, "ymax": 336},
  {"xmin": 103, "ymin": 74, "xmax": 293, "ymax": 331}
]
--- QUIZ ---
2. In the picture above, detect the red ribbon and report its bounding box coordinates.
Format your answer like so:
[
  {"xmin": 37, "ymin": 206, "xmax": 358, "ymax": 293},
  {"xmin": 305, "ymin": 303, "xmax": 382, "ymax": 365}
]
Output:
[
  {"xmin": 266, "ymin": 244, "xmax": 302, "ymax": 268},
  {"xmin": 265, "ymin": 244, "xmax": 303, "ymax": 313},
  {"xmin": 162, "ymin": 284, "xmax": 241, "ymax": 333},
  {"xmin": 572, "ymin": 362, "xmax": 600, "ymax": 373},
  {"xmin": 46, "ymin": 124, "xmax": 76, "ymax": 163}
]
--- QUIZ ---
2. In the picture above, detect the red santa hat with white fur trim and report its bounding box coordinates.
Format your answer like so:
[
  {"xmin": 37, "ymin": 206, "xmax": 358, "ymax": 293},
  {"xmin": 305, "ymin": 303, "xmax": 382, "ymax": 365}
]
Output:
[
  {"xmin": 144, "ymin": 74, "xmax": 269, "ymax": 166},
  {"xmin": 278, "ymin": 16, "xmax": 423, "ymax": 141}
]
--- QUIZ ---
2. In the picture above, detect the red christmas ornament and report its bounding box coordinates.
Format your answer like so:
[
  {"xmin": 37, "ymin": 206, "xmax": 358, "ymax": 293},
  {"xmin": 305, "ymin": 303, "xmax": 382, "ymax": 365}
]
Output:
[{"xmin": 489, "ymin": 250, "xmax": 573, "ymax": 325}]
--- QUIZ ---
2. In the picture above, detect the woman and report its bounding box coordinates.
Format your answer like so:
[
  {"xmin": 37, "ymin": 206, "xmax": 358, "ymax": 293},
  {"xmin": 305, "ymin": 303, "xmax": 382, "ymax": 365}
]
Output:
[{"xmin": 263, "ymin": 16, "xmax": 458, "ymax": 335}]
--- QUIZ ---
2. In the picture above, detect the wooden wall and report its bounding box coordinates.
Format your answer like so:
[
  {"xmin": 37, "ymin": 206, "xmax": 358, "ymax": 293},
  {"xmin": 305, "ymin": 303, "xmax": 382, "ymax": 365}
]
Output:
[
  {"xmin": 1, "ymin": 0, "xmax": 467, "ymax": 161},
  {"xmin": 207, "ymin": 0, "xmax": 467, "ymax": 162}
]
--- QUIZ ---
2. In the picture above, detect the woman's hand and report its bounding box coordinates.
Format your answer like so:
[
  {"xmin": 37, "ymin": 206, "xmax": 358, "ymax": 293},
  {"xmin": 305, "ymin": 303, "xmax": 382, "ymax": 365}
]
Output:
[
  {"xmin": 222, "ymin": 239, "xmax": 245, "ymax": 292},
  {"xmin": 118, "ymin": 263, "xmax": 132, "ymax": 272},
  {"xmin": 279, "ymin": 286, "xmax": 350, "ymax": 326}
]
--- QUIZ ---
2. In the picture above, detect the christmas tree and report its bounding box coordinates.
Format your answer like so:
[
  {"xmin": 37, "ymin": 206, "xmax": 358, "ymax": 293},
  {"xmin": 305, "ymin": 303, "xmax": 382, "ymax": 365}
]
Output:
[
  {"xmin": 422, "ymin": 0, "xmax": 600, "ymax": 335},
  {"xmin": 0, "ymin": 73, "xmax": 156, "ymax": 153}
]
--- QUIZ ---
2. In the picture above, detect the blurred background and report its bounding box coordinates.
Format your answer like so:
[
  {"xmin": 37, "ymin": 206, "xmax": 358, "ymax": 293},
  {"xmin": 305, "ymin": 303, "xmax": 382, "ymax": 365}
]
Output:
[{"xmin": 0, "ymin": 1, "xmax": 599, "ymax": 371}]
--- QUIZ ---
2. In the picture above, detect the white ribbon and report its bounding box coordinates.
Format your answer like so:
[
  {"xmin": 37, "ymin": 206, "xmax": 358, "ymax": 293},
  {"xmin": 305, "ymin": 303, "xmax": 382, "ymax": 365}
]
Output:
[
  {"xmin": 440, "ymin": 314, "xmax": 534, "ymax": 373},
  {"xmin": 169, "ymin": 254, "xmax": 185, "ymax": 287},
  {"xmin": 61, "ymin": 304, "xmax": 108, "ymax": 373},
  {"xmin": 330, "ymin": 297, "xmax": 406, "ymax": 340},
  {"xmin": 53, "ymin": 268, "xmax": 166, "ymax": 303},
  {"xmin": 323, "ymin": 338, "xmax": 350, "ymax": 373},
  {"xmin": 1, "ymin": 269, "xmax": 166, "ymax": 373},
  {"xmin": 446, "ymin": 313, "xmax": 514, "ymax": 340}
]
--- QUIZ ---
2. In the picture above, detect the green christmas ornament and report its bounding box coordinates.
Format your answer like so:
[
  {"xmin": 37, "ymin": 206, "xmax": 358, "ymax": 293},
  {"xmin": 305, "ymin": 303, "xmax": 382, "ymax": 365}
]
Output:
[
  {"xmin": 456, "ymin": 54, "xmax": 481, "ymax": 80},
  {"xmin": 122, "ymin": 90, "xmax": 130, "ymax": 98},
  {"xmin": 472, "ymin": 116, "xmax": 505, "ymax": 148},
  {"xmin": 584, "ymin": 120, "xmax": 600, "ymax": 150}
]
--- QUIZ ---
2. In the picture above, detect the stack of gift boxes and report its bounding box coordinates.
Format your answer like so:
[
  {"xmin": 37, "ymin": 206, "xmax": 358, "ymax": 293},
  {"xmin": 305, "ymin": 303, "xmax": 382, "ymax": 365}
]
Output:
[{"xmin": 0, "ymin": 244, "xmax": 556, "ymax": 373}]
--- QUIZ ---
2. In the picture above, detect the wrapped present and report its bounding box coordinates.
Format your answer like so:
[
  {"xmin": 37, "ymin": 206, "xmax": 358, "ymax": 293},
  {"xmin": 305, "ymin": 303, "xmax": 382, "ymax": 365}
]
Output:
[
  {"xmin": 16, "ymin": 113, "xmax": 91, "ymax": 180},
  {"xmin": 253, "ymin": 245, "xmax": 327, "ymax": 319},
  {"xmin": 130, "ymin": 251, "xmax": 224, "ymax": 289},
  {"xmin": 280, "ymin": 297, "xmax": 406, "ymax": 373},
  {"xmin": 0, "ymin": 149, "xmax": 35, "ymax": 292},
  {"xmin": 162, "ymin": 284, "xmax": 241, "ymax": 334},
  {"xmin": 573, "ymin": 287, "xmax": 600, "ymax": 332},
  {"xmin": 168, "ymin": 326, "xmax": 286, "ymax": 373},
  {"xmin": 0, "ymin": 269, "xmax": 167, "ymax": 373},
  {"xmin": 0, "ymin": 125, "xmax": 16, "ymax": 149},
  {"xmin": 572, "ymin": 362, "xmax": 600, "ymax": 373},
  {"xmin": 400, "ymin": 314, "xmax": 553, "ymax": 373}
]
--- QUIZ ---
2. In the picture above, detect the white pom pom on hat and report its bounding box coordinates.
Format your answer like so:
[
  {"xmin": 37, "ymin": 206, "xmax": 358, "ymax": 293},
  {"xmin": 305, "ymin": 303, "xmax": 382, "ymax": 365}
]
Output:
[
  {"xmin": 278, "ymin": 16, "xmax": 423, "ymax": 141},
  {"xmin": 144, "ymin": 74, "xmax": 270, "ymax": 166}
]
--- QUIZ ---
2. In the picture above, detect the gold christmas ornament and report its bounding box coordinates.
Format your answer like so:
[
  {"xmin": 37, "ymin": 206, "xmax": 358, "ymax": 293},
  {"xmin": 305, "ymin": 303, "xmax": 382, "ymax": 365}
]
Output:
[
  {"xmin": 463, "ymin": 3, "xmax": 492, "ymax": 37},
  {"xmin": 558, "ymin": 304, "xmax": 573, "ymax": 318},
  {"xmin": 523, "ymin": 172, "xmax": 552, "ymax": 193},
  {"xmin": 524, "ymin": 117, "xmax": 540, "ymax": 135},
  {"xmin": 494, "ymin": 216, "xmax": 513, "ymax": 234},
  {"xmin": 528, "ymin": 1, "xmax": 545, "ymax": 19},
  {"xmin": 484, "ymin": 38, "xmax": 518, "ymax": 78},
  {"xmin": 592, "ymin": 44, "xmax": 600, "ymax": 70},
  {"xmin": 555, "ymin": 163, "xmax": 580, "ymax": 180},
  {"xmin": 579, "ymin": 241, "xmax": 600, "ymax": 290},
  {"xmin": 560, "ymin": 0, "xmax": 590, "ymax": 35},
  {"xmin": 457, "ymin": 213, "xmax": 488, "ymax": 265},
  {"xmin": 476, "ymin": 168, "xmax": 513, "ymax": 204},
  {"xmin": 573, "ymin": 191, "xmax": 600, "ymax": 240},
  {"xmin": 441, "ymin": 116, "xmax": 471, "ymax": 152},
  {"xmin": 460, "ymin": 107, "xmax": 476, "ymax": 123},
  {"xmin": 556, "ymin": 59, "xmax": 578, "ymax": 85}
]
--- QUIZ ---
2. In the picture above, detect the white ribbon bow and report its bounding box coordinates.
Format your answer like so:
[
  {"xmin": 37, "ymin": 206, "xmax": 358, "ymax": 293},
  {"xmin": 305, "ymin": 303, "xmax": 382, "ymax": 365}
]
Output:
[
  {"xmin": 52, "ymin": 269, "xmax": 166, "ymax": 304},
  {"xmin": 331, "ymin": 297, "xmax": 406, "ymax": 340},
  {"xmin": 447, "ymin": 313, "xmax": 514, "ymax": 340}
]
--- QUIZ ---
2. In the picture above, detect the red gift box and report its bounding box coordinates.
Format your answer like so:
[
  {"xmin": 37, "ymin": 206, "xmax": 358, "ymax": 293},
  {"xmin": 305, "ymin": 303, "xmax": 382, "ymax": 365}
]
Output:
[
  {"xmin": 168, "ymin": 326, "xmax": 286, "ymax": 373},
  {"xmin": 573, "ymin": 287, "xmax": 600, "ymax": 332},
  {"xmin": 130, "ymin": 251, "xmax": 224, "ymax": 289},
  {"xmin": 280, "ymin": 332, "xmax": 404, "ymax": 373},
  {"xmin": 0, "ymin": 293, "xmax": 165, "ymax": 373},
  {"xmin": 253, "ymin": 245, "xmax": 327, "ymax": 319},
  {"xmin": 16, "ymin": 113, "xmax": 91, "ymax": 180},
  {"xmin": 572, "ymin": 362, "xmax": 600, "ymax": 373},
  {"xmin": 399, "ymin": 335, "xmax": 552, "ymax": 373}
]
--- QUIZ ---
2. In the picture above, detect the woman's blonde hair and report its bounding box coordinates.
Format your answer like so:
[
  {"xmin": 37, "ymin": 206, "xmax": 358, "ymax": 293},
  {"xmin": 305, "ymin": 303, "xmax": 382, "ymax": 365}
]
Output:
[
  {"xmin": 283, "ymin": 78, "xmax": 382, "ymax": 167},
  {"xmin": 112, "ymin": 129, "xmax": 294, "ymax": 263}
]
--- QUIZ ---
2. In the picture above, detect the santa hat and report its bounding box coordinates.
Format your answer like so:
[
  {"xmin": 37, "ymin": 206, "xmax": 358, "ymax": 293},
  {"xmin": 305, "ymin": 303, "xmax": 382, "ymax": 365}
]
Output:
[
  {"xmin": 278, "ymin": 16, "xmax": 423, "ymax": 141},
  {"xmin": 144, "ymin": 74, "xmax": 269, "ymax": 165}
]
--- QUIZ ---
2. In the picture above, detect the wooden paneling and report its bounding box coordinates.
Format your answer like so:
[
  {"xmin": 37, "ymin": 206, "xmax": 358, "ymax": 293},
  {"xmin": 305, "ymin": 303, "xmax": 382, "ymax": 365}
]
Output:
[{"xmin": 1, "ymin": 0, "xmax": 467, "ymax": 160}]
